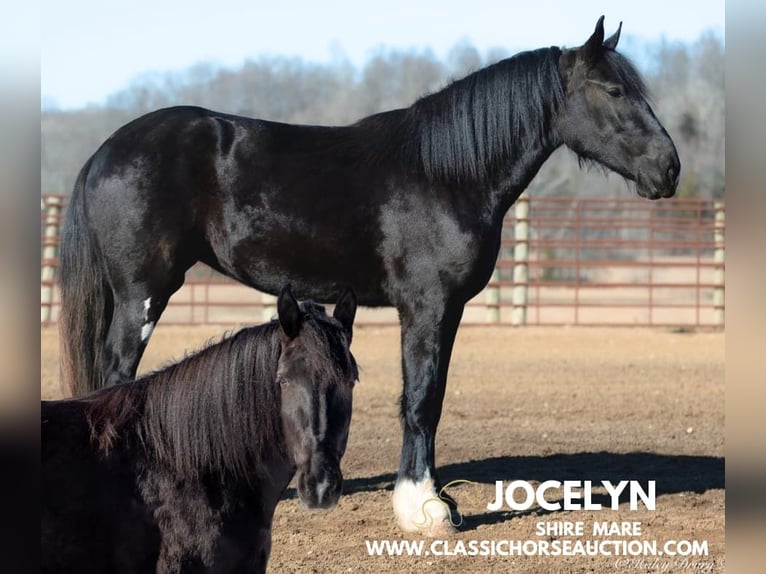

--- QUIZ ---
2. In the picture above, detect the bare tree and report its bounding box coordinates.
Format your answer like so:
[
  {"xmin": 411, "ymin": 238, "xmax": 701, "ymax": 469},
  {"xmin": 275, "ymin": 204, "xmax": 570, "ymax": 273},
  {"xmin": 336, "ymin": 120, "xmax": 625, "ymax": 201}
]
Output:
[{"xmin": 42, "ymin": 35, "xmax": 724, "ymax": 200}]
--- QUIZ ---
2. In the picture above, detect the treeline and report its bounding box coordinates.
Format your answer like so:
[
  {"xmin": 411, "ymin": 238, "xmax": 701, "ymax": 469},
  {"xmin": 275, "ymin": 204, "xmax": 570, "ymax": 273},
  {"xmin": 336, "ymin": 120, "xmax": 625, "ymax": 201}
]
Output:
[{"xmin": 41, "ymin": 34, "xmax": 724, "ymax": 199}]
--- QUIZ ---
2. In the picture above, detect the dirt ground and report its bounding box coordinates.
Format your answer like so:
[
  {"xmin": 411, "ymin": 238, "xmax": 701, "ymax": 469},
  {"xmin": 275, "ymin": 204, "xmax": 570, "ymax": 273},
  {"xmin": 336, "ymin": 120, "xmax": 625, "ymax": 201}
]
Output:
[{"xmin": 41, "ymin": 325, "xmax": 725, "ymax": 573}]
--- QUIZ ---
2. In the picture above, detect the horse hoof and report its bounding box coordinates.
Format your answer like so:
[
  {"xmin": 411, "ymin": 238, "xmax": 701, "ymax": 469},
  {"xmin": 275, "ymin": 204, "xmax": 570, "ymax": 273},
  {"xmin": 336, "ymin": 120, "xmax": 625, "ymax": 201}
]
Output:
[
  {"xmin": 422, "ymin": 518, "xmax": 457, "ymax": 538},
  {"xmin": 393, "ymin": 474, "xmax": 457, "ymax": 534}
]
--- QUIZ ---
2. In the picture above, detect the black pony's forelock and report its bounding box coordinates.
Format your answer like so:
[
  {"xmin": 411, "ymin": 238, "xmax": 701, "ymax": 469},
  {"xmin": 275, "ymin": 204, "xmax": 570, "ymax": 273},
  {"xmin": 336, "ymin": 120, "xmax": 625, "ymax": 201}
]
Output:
[{"xmin": 411, "ymin": 47, "xmax": 565, "ymax": 182}]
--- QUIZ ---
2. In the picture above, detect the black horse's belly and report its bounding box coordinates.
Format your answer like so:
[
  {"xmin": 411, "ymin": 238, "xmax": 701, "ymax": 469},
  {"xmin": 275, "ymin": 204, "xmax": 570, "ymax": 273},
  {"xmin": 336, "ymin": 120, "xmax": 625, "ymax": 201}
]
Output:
[
  {"xmin": 204, "ymin": 176, "xmax": 392, "ymax": 305},
  {"xmin": 218, "ymin": 226, "xmax": 391, "ymax": 306}
]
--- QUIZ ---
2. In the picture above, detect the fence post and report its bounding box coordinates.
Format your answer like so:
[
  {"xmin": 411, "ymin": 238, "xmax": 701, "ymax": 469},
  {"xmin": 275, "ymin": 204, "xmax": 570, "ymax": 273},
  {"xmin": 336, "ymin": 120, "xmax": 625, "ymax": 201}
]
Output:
[
  {"xmin": 511, "ymin": 196, "xmax": 529, "ymax": 326},
  {"xmin": 485, "ymin": 269, "xmax": 500, "ymax": 323},
  {"xmin": 262, "ymin": 292, "xmax": 277, "ymax": 323},
  {"xmin": 713, "ymin": 201, "xmax": 725, "ymax": 327},
  {"xmin": 41, "ymin": 196, "xmax": 63, "ymax": 323}
]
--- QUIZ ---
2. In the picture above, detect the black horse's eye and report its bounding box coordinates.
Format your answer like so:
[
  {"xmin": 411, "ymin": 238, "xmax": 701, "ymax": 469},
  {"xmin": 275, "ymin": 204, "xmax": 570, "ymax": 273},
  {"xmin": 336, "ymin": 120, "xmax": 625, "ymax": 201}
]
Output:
[{"xmin": 606, "ymin": 86, "xmax": 623, "ymax": 98}]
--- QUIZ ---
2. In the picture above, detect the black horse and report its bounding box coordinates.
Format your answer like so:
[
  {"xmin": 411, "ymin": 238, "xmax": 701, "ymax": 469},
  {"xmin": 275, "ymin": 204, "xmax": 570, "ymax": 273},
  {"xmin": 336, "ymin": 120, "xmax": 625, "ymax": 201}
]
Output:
[
  {"xmin": 58, "ymin": 17, "xmax": 679, "ymax": 533},
  {"xmin": 43, "ymin": 286, "xmax": 358, "ymax": 573}
]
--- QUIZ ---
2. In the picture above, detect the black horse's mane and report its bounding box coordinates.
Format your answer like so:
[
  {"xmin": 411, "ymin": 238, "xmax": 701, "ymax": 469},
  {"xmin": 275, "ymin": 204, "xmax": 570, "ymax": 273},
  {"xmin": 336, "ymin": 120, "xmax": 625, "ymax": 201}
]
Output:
[
  {"xmin": 409, "ymin": 47, "xmax": 565, "ymax": 182},
  {"xmin": 86, "ymin": 302, "xmax": 353, "ymax": 480},
  {"xmin": 350, "ymin": 47, "xmax": 565, "ymax": 182},
  {"xmin": 603, "ymin": 49, "xmax": 649, "ymax": 100},
  {"xmin": 351, "ymin": 45, "xmax": 649, "ymax": 184}
]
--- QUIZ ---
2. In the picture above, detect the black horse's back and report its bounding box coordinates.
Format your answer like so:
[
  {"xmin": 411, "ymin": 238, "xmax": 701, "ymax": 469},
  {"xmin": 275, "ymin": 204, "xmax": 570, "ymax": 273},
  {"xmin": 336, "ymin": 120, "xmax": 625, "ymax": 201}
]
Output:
[
  {"xmin": 88, "ymin": 105, "xmax": 394, "ymax": 302},
  {"xmin": 61, "ymin": 103, "xmax": 387, "ymax": 392}
]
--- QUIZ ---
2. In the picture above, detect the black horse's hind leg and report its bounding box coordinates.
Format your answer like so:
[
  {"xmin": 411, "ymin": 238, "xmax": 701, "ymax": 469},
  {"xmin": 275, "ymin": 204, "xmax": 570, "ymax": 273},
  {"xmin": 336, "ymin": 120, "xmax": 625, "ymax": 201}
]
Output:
[
  {"xmin": 102, "ymin": 279, "xmax": 181, "ymax": 388},
  {"xmin": 393, "ymin": 299, "xmax": 464, "ymax": 534}
]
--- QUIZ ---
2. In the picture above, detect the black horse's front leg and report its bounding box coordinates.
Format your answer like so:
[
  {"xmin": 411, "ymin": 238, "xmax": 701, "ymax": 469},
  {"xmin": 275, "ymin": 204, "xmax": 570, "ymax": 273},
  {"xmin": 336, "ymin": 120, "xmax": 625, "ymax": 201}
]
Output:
[{"xmin": 393, "ymin": 300, "xmax": 464, "ymax": 534}]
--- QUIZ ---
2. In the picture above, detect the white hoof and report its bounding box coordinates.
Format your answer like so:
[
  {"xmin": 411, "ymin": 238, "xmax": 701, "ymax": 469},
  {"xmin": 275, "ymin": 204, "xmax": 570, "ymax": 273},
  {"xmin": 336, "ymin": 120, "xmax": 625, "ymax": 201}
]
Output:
[{"xmin": 392, "ymin": 471, "xmax": 454, "ymax": 535}]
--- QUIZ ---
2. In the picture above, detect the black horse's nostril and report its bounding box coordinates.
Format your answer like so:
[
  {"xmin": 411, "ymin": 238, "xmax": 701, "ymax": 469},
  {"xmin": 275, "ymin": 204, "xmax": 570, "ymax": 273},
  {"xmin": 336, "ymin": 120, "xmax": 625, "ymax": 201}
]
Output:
[{"xmin": 665, "ymin": 160, "xmax": 680, "ymax": 188}]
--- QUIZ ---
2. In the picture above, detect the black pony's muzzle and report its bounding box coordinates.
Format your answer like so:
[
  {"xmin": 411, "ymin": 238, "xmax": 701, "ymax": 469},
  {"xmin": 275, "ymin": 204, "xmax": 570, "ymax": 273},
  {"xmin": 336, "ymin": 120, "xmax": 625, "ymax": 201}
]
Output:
[{"xmin": 297, "ymin": 467, "xmax": 343, "ymax": 510}]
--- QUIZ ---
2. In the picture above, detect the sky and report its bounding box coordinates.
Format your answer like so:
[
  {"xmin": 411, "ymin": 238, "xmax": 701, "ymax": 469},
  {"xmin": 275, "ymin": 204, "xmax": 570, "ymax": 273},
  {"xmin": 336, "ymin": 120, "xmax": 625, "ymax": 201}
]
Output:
[{"xmin": 40, "ymin": 0, "xmax": 725, "ymax": 110}]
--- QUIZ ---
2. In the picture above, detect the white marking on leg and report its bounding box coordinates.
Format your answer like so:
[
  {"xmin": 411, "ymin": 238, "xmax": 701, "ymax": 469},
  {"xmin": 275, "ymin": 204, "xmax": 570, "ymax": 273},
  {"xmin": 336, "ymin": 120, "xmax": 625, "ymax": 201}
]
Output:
[
  {"xmin": 141, "ymin": 321, "xmax": 154, "ymax": 343},
  {"xmin": 140, "ymin": 298, "xmax": 154, "ymax": 343},
  {"xmin": 392, "ymin": 469, "xmax": 450, "ymax": 533}
]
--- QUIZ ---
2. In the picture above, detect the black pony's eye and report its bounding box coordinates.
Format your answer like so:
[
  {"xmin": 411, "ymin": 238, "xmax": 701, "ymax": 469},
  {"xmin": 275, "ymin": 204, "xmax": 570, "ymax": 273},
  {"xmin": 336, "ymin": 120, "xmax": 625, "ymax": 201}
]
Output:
[{"xmin": 607, "ymin": 86, "xmax": 623, "ymax": 98}]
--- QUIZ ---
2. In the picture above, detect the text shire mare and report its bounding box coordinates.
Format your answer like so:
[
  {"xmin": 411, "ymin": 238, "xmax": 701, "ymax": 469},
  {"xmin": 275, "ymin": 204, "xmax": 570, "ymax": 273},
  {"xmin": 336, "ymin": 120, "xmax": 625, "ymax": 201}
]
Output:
[
  {"xmin": 59, "ymin": 17, "xmax": 679, "ymax": 533},
  {"xmin": 43, "ymin": 286, "xmax": 358, "ymax": 573}
]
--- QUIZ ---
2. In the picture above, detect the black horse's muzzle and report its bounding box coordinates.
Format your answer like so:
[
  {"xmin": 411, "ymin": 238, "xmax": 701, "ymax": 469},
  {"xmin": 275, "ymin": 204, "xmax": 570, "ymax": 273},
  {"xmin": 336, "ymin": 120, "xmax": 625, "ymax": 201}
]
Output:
[
  {"xmin": 637, "ymin": 150, "xmax": 681, "ymax": 200},
  {"xmin": 659, "ymin": 152, "xmax": 681, "ymax": 197}
]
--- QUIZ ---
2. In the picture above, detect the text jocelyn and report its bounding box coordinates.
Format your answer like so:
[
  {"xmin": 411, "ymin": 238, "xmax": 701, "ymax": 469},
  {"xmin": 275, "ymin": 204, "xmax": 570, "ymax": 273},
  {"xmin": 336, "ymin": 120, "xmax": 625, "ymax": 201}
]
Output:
[{"xmin": 486, "ymin": 480, "xmax": 656, "ymax": 512}]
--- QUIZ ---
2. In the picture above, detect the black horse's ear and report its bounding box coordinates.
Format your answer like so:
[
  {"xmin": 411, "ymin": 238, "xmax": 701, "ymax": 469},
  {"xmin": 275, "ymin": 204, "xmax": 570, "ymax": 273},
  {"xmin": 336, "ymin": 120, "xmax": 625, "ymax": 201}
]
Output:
[
  {"xmin": 277, "ymin": 284, "xmax": 302, "ymax": 339},
  {"xmin": 604, "ymin": 22, "xmax": 622, "ymax": 51},
  {"xmin": 582, "ymin": 15, "xmax": 606, "ymax": 63},
  {"xmin": 333, "ymin": 286, "xmax": 357, "ymax": 343}
]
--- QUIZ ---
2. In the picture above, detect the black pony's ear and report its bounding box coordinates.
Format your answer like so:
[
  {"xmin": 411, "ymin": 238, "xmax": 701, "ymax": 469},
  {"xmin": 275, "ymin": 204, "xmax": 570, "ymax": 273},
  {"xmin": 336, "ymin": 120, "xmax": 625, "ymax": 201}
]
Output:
[
  {"xmin": 333, "ymin": 286, "xmax": 357, "ymax": 343},
  {"xmin": 277, "ymin": 284, "xmax": 302, "ymax": 339},
  {"xmin": 582, "ymin": 15, "xmax": 606, "ymax": 63},
  {"xmin": 603, "ymin": 21, "xmax": 622, "ymax": 51}
]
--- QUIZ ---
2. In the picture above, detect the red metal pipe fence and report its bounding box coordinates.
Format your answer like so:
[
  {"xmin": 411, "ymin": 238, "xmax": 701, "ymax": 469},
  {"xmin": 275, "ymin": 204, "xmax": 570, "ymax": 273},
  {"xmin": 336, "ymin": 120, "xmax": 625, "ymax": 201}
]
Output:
[{"xmin": 41, "ymin": 194, "xmax": 725, "ymax": 328}]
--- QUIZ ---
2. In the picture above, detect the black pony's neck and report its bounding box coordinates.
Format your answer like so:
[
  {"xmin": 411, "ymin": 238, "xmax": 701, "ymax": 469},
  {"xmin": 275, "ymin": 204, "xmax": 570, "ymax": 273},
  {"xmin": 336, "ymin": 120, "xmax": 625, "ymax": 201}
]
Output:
[{"xmin": 407, "ymin": 46, "xmax": 565, "ymax": 189}]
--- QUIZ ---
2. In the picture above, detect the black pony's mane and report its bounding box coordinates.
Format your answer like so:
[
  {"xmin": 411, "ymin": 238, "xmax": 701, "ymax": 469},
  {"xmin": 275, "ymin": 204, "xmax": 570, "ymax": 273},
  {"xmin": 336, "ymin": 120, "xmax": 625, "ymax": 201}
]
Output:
[
  {"xmin": 405, "ymin": 46, "xmax": 565, "ymax": 182},
  {"xmin": 86, "ymin": 302, "xmax": 353, "ymax": 480}
]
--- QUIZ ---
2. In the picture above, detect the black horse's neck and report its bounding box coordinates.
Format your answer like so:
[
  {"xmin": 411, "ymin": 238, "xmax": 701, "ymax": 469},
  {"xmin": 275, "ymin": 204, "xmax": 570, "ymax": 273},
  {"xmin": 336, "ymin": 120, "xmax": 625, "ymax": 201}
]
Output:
[
  {"xmin": 409, "ymin": 46, "xmax": 565, "ymax": 191},
  {"xmin": 488, "ymin": 134, "xmax": 562, "ymax": 221}
]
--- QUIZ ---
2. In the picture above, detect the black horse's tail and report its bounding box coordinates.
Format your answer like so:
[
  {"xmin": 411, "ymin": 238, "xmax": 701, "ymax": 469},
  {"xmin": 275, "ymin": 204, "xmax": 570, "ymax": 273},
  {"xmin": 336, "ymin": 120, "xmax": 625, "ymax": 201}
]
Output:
[{"xmin": 58, "ymin": 157, "xmax": 111, "ymax": 396}]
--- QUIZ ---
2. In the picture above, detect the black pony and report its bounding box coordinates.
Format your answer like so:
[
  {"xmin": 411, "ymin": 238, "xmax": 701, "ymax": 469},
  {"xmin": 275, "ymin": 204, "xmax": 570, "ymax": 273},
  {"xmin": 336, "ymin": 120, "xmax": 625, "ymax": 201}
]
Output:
[
  {"xmin": 43, "ymin": 286, "xmax": 358, "ymax": 573},
  {"xmin": 58, "ymin": 17, "xmax": 679, "ymax": 533}
]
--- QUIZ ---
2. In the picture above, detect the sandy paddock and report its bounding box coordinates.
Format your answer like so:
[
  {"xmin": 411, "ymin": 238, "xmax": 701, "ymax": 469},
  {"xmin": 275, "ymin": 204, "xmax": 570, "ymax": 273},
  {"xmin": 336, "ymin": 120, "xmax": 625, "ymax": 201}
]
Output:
[{"xmin": 41, "ymin": 325, "xmax": 724, "ymax": 573}]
